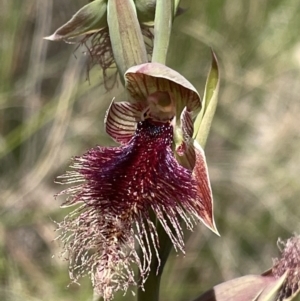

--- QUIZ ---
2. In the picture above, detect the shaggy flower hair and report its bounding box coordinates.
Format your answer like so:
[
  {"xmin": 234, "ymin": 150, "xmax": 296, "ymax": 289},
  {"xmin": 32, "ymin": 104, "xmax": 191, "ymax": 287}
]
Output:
[{"xmin": 272, "ymin": 235, "xmax": 300, "ymax": 300}]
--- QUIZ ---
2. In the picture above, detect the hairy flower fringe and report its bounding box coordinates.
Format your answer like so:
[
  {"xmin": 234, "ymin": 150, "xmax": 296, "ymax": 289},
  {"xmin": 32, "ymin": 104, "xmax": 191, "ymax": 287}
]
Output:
[
  {"xmin": 56, "ymin": 120, "xmax": 206, "ymax": 300},
  {"xmin": 56, "ymin": 199, "xmax": 196, "ymax": 300},
  {"xmin": 78, "ymin": 29, "xmax": 117, "ymax": 91},
  {"xmin": 272, "ymin": 234, "xmax": 300, "ymax": 300},
  {"xmin": 77, "ymin": 26, "xmax": 154, "ymax": 90},
  {"xmin": 57, "ymin": 205, "xmax": 142, "ymax": 300}
]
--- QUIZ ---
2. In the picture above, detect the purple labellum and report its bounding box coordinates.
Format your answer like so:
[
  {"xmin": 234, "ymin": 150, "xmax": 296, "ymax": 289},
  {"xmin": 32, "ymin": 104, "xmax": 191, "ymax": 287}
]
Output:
[
  {"xmin": 56, "ymin": 62, "xmax": 217, "ymax": 300},
  {"xmin": 57, "ymin": 118, "xmax": 206, "ymax": 300}
]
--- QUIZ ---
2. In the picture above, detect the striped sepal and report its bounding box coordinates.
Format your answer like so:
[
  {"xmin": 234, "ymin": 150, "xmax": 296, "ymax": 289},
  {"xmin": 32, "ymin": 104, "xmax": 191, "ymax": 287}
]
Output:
[{"xmin": 125, "ymin": 62, "xmax": 201, "ymax": 117}]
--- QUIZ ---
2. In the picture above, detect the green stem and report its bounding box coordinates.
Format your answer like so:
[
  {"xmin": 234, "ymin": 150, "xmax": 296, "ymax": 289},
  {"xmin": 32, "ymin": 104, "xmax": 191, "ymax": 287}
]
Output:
[
  {"xmin": 137, "ymin": 212, "xmax": 174, "ymax": 301},
  {"xmin": 156, "ymin": 219, "xmax": 173, "ymax": 274},
  {"xmin": 137, "ymin": 262, "xmax": 161, "ymax": 301}
]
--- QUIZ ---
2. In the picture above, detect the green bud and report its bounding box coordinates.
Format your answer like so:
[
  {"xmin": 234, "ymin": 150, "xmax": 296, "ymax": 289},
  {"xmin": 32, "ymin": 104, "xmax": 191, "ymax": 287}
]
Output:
[
  {"xmin": 134, "ymin": 0, "xmax": 185, "ymax": 25},
  {"xmin": 134, "ymin": 0, "xmax": 156, "ymax": 24},
  {"xmin": 44, "ymin": 0, "xmax": 107, "ymax": 41}
]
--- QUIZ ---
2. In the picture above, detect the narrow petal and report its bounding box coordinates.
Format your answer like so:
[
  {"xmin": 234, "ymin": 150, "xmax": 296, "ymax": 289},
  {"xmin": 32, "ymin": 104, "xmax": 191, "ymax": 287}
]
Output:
[
  {"xmin": 174, "ymin": 107, "xmax": 195, "ymax": 168},
  {"xmin": 104, "ymin": 99, "xmax": 143, "ymax": 144},
  {"xmin": 180, "ymin": 106, "xmax": 194, "ymax": 139},
  {"xmin": 174, "ymin": 137, "xmax": 217, "ymax": 234},
  {"xmin": 44, "ymin": 0, "xmax": 107, "ymax": 41},
  {"xmin": 193, "ymin": 141, "xmax": 218, "ymax": 235}
]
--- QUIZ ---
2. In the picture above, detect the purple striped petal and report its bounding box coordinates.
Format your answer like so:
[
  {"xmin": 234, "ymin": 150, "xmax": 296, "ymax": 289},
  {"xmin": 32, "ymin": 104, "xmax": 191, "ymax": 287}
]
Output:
[{"xmin": 104, "ymin": 100, "xmax": 143, "ymax": 144}]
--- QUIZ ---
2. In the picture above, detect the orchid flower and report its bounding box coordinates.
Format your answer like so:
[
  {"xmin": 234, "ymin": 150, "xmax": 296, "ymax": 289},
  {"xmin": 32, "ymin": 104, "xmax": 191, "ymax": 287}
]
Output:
[{"xmin": 56, "ymin": 62, "xmax": 218, "ymax": 300}]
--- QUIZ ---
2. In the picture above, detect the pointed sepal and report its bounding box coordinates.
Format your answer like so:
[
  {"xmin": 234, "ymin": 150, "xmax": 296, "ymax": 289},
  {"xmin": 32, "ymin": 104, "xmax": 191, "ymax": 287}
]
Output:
[
  {"xmin": 125, "ymin": 62, "xmax": 201, "ymax": 120},
  {"xmin": 44, "ymin": 0, "xmax": 107, "ymax": 41},
  {"xmin": 193, "ymin": 141, "xmax": 218, "ymax": 234},
  {"xmin": 193, "ymin": 49, "xmax": 220, "ymax": 148}
]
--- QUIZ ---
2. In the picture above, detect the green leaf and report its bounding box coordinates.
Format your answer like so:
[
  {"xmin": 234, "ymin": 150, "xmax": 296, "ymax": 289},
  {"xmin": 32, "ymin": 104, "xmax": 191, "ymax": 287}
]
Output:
[
  {"xmin": 44, "ymin": 0, "xmax": 107, "ymax": 41},
  {"xmin": 193, "ymin": 49, "xmax": 220, "ymax": 148}
]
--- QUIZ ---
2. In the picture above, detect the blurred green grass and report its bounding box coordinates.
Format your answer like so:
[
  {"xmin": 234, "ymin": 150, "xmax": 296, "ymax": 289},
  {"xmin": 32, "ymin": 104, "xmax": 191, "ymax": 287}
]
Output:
[{"xmin": 1, "ymin": 0, "xmax": 300, "ymax": 300}]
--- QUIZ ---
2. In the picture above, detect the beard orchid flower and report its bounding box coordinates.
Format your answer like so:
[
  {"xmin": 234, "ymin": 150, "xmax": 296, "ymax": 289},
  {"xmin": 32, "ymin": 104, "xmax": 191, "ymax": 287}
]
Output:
[{"xmin": 56, "ymin": 62, "xmax": 218, "ymax": 300}]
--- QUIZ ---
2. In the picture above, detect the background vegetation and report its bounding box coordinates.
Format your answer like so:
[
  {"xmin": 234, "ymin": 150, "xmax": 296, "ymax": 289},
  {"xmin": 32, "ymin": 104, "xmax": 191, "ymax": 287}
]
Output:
[{"xmin": 1, "ymin": 0, "xmax": 299, "ymax": 300}]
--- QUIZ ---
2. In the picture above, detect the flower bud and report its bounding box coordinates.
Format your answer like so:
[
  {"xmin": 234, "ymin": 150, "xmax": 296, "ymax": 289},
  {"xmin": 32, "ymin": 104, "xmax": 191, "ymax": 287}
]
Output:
[{"xmin": 134, "ymin": 0, "xmax": 156, "ymax": 24}]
